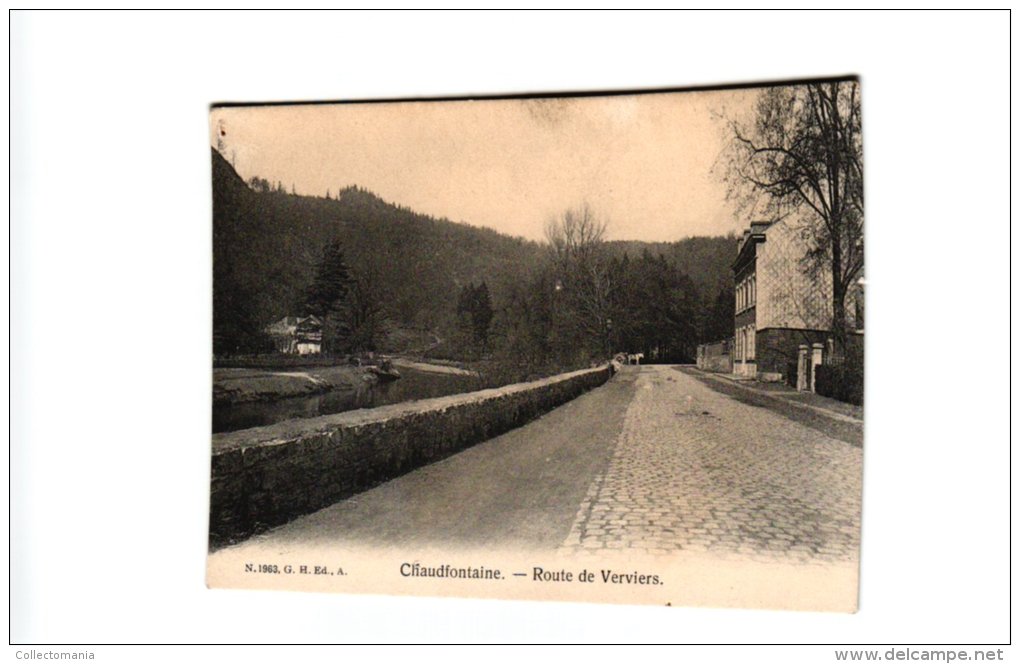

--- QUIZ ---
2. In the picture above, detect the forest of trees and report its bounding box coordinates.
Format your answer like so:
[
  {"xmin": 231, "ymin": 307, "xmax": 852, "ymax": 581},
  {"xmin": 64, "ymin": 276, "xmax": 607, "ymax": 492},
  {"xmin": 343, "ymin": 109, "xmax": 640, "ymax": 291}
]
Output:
[
  {"xmin": 212, "ymin": 148, "xmax": 737, "ymax": 378},
  {"xmin": 480, "ymin": 209, "xmax": 734, "ymax": 374},
  {"xmin": 454, "ymin": 282, "xmax": 494, "ymax": 357}
]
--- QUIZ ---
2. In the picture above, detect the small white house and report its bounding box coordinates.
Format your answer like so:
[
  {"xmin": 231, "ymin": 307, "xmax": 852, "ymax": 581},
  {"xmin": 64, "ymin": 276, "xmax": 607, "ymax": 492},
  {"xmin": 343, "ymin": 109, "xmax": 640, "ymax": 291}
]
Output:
[{"xmin": 266, "ymin": 315, "xmax": 323, "ymax": 355}]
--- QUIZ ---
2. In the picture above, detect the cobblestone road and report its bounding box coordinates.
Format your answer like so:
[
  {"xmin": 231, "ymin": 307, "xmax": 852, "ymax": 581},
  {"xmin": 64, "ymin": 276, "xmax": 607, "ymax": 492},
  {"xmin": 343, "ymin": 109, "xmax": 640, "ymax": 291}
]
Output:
[{"xmin": 560, "ymin": 365, "xmax": 862, "ymax": 564}]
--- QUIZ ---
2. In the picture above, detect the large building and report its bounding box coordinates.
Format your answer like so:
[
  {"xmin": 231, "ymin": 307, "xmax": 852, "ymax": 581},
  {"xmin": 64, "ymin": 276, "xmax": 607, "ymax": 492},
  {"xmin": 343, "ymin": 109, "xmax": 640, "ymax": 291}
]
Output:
[{"xmin": 732, "ymin": 218, "xmax": 862, "ymax": 384}]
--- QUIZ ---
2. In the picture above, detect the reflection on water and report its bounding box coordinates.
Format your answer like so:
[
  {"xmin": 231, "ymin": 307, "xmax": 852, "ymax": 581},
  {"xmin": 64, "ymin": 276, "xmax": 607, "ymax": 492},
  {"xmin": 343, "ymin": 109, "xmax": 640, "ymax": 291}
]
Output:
[{"xmin": 213, "ymin": 367, "xmax": 481, "ymax": 433}]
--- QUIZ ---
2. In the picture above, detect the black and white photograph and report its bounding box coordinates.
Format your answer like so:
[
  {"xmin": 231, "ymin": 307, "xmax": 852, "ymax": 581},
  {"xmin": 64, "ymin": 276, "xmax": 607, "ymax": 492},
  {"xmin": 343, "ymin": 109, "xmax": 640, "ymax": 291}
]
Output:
[
  {"xmin": 207, "ymin": 79, "xmax": 864, "ymax": 612},
  {"xmin": 11, "ymin": 9, "xmax": 1011, "ymax": 653}
]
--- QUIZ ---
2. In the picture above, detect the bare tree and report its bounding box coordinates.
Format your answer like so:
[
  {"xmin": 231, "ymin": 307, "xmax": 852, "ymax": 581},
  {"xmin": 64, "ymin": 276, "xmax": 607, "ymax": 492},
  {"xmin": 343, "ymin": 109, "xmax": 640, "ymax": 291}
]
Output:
[
  {"xmin": 726, "ymin": 80, "xmax": 863, "ymax": 349},
  {"xmin": 545, "ymin": 203, "xmax": 607, "ymax": 267},
  {"xmin": 545, "ymin": 204, "xmax": 613, "ymax": 358}
]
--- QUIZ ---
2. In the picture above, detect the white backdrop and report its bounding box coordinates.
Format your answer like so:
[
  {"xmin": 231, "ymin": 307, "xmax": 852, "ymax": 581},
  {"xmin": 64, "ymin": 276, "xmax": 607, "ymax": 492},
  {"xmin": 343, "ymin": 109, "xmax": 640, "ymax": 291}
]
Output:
[{"xmin": 9, "ymin": 9, "xmax": 1014, "ymax": 653}]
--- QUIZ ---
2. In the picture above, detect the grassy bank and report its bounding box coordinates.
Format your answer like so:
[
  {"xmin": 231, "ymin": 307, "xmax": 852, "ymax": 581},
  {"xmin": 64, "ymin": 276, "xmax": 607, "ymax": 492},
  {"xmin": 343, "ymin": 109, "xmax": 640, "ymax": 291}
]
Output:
[
  {"xmin": 212, "ymin": 354, "xmax": 594, "ymax": 408},
  {"xmin": 213, "ymin": 354, "xmax": 357, "ymax": 369},
  {"xmin": 213, "ymin": 365, "xmax": 375, "ymax": 406}
]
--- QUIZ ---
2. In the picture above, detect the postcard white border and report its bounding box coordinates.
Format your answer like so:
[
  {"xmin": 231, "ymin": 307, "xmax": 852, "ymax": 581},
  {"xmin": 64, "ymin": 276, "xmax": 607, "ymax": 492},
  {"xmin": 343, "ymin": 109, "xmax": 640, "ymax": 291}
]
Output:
[{"xmin": 10, "ymin": 8, "xmax": 1011, "ymax": 649}]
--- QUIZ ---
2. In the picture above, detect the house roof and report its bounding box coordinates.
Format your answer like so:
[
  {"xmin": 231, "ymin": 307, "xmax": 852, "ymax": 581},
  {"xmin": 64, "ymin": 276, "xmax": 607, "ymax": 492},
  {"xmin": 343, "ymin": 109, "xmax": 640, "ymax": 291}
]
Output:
[
  {"xmin": 733, "ymin": 221, "xmax": 771, "ymax": 272},
  {"xmin": 267, "ymin": 315, "xmax": 322, "ymax": 335}
]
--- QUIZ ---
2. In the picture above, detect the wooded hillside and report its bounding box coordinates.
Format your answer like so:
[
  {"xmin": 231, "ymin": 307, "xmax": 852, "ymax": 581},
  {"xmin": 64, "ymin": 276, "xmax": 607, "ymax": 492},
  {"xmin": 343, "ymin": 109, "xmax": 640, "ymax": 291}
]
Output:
[{"xmin": 212, "ymin": 148, "xmax": 736, "ymax": 364}]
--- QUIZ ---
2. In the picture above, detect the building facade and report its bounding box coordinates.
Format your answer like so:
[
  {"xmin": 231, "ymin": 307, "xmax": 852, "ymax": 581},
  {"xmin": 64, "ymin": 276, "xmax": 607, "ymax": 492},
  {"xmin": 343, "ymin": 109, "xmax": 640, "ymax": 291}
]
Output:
[{"xmin": 732, "ymin": 218, "xmax": 862, "ymax": 384}]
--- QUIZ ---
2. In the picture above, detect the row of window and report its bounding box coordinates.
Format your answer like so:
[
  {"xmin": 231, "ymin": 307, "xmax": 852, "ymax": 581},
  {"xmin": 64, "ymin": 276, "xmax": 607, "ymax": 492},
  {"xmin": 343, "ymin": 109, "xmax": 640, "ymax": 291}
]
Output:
[
  {"xmin": 735, "ymin": 324, "xmax": 756, "ymax": 361},
  {"xmin": 737, "ymin": 274, "xmax": 756, "ymax": 312}
]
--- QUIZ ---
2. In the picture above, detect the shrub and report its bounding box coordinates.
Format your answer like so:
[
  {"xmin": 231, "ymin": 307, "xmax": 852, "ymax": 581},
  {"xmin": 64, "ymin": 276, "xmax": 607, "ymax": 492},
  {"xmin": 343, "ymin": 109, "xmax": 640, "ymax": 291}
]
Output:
[
  {"xmin": 785, "ymin": 361, "xmax": 799, "ymax": 388},
  {"xmin": 815, "ymin": 359, "xmax": 863, "ymax": 406}
]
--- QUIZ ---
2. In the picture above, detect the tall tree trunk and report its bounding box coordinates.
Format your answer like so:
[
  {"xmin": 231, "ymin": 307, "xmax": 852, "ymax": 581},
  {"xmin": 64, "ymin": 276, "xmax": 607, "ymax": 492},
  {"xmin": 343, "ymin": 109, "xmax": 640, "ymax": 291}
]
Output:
[{"xmin": 830, "ymin": 237, "xmax": 847, "ymax": 356}]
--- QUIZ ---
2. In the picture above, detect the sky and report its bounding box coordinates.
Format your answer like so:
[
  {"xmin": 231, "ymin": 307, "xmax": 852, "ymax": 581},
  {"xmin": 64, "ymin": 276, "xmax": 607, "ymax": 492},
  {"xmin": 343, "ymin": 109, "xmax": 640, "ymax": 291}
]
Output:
[{"xmin": 210, "ymin": 88, "xmax": 759, "ymax": 243}]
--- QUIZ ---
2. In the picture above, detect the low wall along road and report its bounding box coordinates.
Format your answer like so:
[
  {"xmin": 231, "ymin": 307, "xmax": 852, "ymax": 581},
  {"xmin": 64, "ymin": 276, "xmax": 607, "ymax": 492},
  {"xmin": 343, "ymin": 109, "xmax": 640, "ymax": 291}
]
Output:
[{"xmin": 209, "ymin": 365, "xmax": 612, "ymax": 547}]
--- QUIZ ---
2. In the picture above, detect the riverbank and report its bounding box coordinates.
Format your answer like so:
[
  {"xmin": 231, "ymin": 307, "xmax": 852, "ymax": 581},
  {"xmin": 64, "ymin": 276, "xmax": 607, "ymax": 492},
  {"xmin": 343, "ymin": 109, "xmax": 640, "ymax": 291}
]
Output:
[
  {"xmin": 212, "ymin": 357, "xmax": 487, "ymax": 407},
  {"xmin": 389, "ymin": 358, "xmax": 478, "ymax": 377},
  {"xmin": 213, "ymin": 365, "xmax": 376, "ymax": 406}
]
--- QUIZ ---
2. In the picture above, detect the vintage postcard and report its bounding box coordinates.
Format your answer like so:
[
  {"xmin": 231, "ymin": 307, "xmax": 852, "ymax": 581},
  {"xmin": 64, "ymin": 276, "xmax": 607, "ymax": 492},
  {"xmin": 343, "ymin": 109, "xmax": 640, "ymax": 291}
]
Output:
[{"xmin": 207, "ymin": 78, "xmax": 864, "ymax": 612}]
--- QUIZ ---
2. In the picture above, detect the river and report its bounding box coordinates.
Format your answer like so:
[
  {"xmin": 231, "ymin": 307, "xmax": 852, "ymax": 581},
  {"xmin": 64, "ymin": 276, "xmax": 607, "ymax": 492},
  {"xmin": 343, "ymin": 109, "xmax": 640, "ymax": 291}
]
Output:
[{"xmin": 213, "ymin": 366, "xmax": 482, "ymax": 433}]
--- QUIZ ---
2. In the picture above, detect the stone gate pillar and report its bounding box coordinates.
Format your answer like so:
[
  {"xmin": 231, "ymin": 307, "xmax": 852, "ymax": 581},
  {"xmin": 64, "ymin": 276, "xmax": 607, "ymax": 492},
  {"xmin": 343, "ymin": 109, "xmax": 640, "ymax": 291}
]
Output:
[
  {"xmin": 797, "ymin": 344, "xmax": 809, "ymax": 391},
  {"xmin": 811, "ymin": 342, "xmax": 824, "ymax": 393}
]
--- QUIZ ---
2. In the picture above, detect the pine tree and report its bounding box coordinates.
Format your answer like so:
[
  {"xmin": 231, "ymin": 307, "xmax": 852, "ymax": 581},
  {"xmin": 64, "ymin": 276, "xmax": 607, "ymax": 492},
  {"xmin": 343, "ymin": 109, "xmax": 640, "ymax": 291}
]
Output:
[
  {"xmin": 304, "ymin": 240, "xmax": 354, "ymax": 352},
  {"xmin": 456, "ymin": 282, "xmax": 494, "ymax": 351},
  {"xmin": 472, "ymin": 281, "xmax": 493, "ymax": 347}
]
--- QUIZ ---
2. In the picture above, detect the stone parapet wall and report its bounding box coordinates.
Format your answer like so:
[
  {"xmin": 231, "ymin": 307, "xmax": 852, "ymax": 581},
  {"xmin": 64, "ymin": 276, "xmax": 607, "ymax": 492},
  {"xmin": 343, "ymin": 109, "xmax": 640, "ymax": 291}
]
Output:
[
  {"xmin": 209, "ymin": 365, "xmax": 612, "ymax": 547},
  {"xmin": 696, "ymin": 340, "xmax": 733, "ymax": 373}
]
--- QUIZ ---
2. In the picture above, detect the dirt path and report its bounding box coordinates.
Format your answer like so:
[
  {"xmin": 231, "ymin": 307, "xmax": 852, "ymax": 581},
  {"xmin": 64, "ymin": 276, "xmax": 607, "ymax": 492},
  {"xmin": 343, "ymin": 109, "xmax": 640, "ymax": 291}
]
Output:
[{"xmin": 388, "ymin": 358, "xmax": 478, "ymax": 377}]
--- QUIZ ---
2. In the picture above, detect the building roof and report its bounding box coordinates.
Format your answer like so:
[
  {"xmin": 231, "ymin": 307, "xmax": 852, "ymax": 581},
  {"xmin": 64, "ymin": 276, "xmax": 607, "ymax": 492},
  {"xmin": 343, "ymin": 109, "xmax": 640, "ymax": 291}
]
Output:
[{"xmin": 733, "ymin": 220, "xmax": 772, "ymax": 272}]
